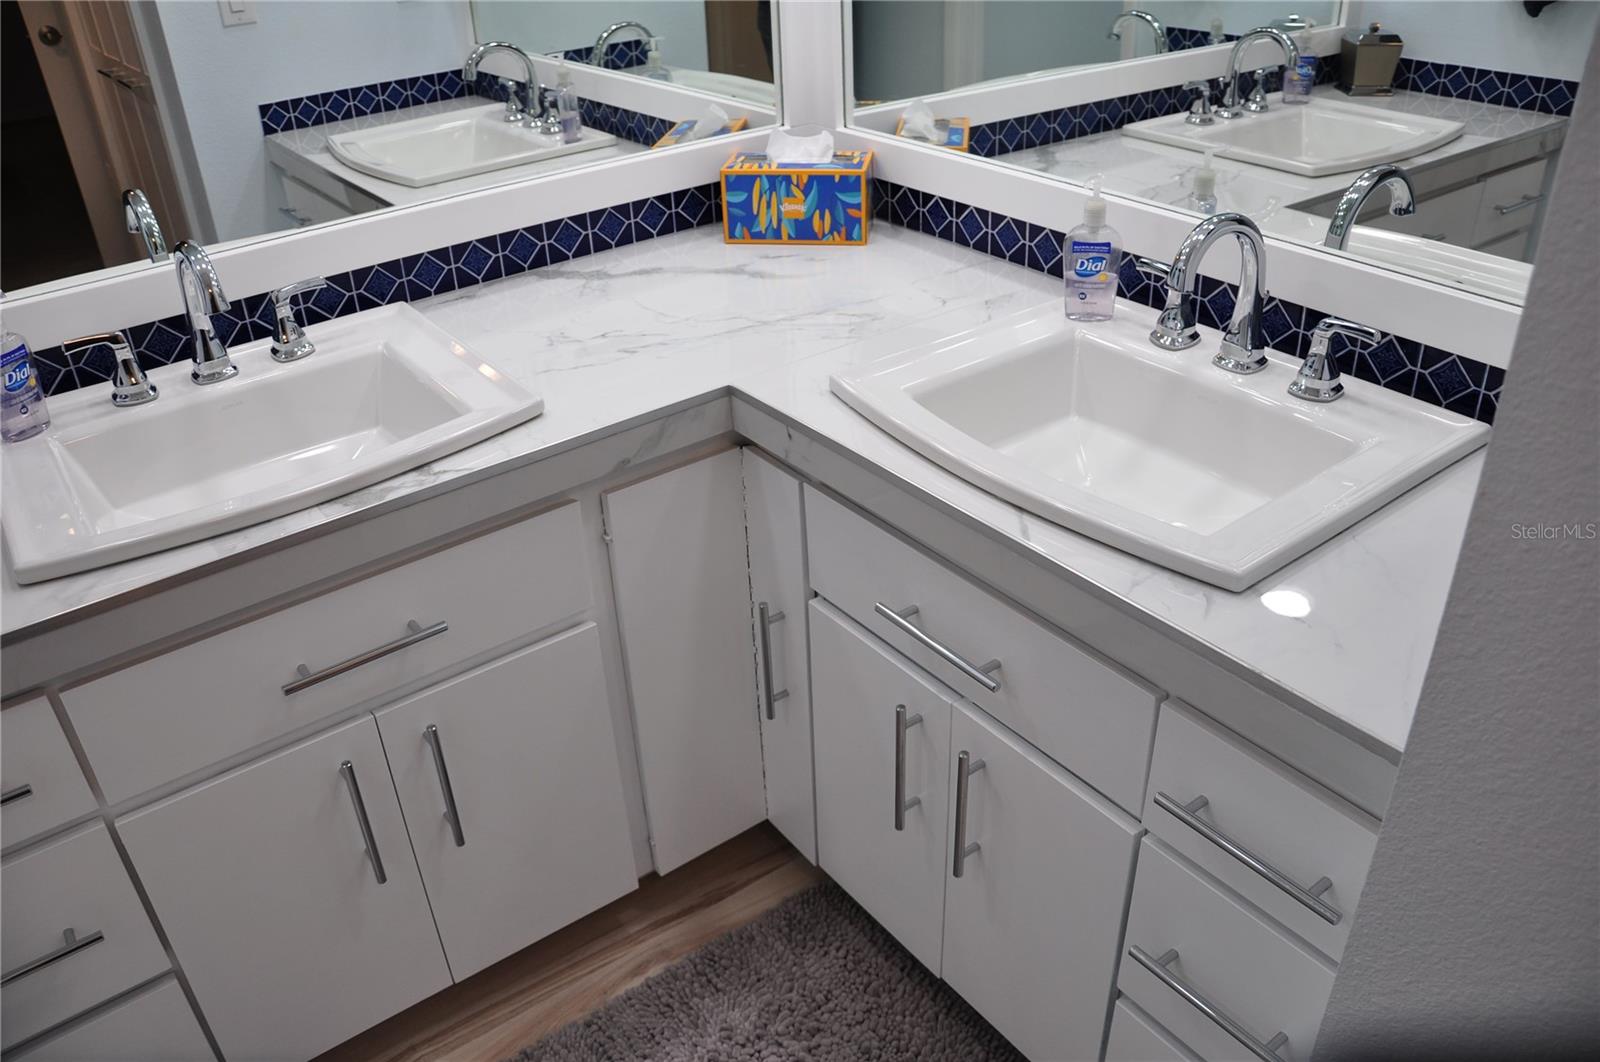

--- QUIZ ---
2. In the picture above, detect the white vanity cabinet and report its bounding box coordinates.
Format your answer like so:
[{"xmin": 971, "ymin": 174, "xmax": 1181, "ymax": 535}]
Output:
[
  {"xmin": 604, "ymin": 450, "xmax": 767, "ymax": 873},
  {"xmin": 742, "ymin": 449, "xmax": 817, "ymax": 862},
  {"xmin": 810, "ymin": 598, "xmax": 1139, "ymax": 1062},
  {"xmin": 811, "ymin": 599, "xmax": 956, "ymax": 973},
  {"xmin": 375, "ymin": 623, "xmax": 639, "ymax": 980},
  {"xmin": 1, "ymin": 696, "xmax": 97, "ymax": 852},
  {"xmin": 117, "ymin": 715, "xmax": 452, "ymax": 1062}
]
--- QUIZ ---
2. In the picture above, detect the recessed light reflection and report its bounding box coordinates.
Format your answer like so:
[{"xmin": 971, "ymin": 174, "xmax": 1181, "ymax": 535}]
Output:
[{"xmin": 1260, "ymin": 588, "xmax": 1311, "ymax": 618}]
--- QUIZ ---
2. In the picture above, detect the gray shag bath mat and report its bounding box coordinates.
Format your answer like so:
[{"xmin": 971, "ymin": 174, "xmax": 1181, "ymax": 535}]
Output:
[{"xmin": 508, "ymin": 881, "xmax": 1025, "ymax": 1061}]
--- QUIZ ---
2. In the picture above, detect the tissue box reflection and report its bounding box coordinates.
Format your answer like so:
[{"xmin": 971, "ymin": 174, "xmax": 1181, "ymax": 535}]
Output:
[{"xmin": 720, "ymin": 150, "xmax": 873, "ymax": 245}]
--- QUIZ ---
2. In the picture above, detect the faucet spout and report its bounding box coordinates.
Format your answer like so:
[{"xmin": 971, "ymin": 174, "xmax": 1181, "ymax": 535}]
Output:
[
  {"xmin": 465, "ymin": 41, "xmax": 539, "ymax": 122},
  {"xmin": 1324, "ymin": 164, "xmax": 1416, "ymax": 250},
  {"xmin": 173, "ymin": 240, "xmax": 236, "ymax": 385},
  {"xmin": 1149, "ymin": 212, "xmax": 1271, "ymax": 374},
  {"xmin": 1216, "ymin": 27, "xmax": 1299, "ymax": 117},
  {"xmin": 1108, "ymin": 10, "xmax": 1168, "ymax": 53},
  {"xmin": 592, "ymin": 20, "xmax": 655, "ymax": 66}
]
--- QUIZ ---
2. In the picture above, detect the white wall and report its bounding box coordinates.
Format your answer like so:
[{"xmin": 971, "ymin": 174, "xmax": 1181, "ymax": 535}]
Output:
[
  {"xmin": 1141, "ymin": 1, "xmax": 1338, "ymax": 36},
  {"xmin": 1313, "ymin": 41, "xmax": 1599, "ymax": 1059},
  {"xmin": 471, "ymin": 0, "xmax": 709, "ymax": 71},
  {"xmin": 1350, "ymin": 0, "xmax": 1600, "ymax": 80},
  {"xmin": 152, "ymin": 0, "xmax": 473, "ymax": 242}
]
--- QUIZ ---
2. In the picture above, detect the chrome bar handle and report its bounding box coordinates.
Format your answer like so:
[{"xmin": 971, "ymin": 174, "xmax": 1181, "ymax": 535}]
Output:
[
  {"xmin": 1129, "ymin": 946, "xmax": 1289, "ymax": 1061},
  {"xmin": 756, "ymin": 602, "xmax": 789, "ymax": 721},
  {"xmin": 951, "ymin": 751, "xmax": 985, "ymax": 877},
  {"xmin": 283, "ymin": 619, "xmax": 448, "ymax": 695},
  {"xmin": 340, "ymin": 760, "xmax": 388, "ymax": 884},
  {"xmin": 893, "ymin": 704, "xmax": 924, "ymax": 831},
  {"xmin": 874, "ymin": 603, "xmax": 1001, "ymax": 693},
  {"xmin": 1493, "ymin": 193, "xmax": 1543, "ymax": 215},
  {"xmin": 424, "ymin": 725, "xmax": 465, "ymax": 848},
  {"xmin": 1, "ymin": 783, "xmax": 34, "ymax": 806},
  {"xmin": 1156, "ymin": 792, "xmax": 1341, "ymax": 924},
  {"xmin": 1, "ymin": 928, "xmax": 106, "ymax": 986}
]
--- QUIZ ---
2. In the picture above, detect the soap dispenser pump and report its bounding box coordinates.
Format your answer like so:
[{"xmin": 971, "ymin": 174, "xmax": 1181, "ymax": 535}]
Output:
[
  {"xmin": 1190, "ymin": 149, "xmax": 1218, "ymax": 213},
  {"xmin": 1065, "ymin": 177, "xmax": 1122, "ymax": 322},
  {"xmin": 642, "ymin": 37, "xmax": 670, "ymax": 80},
  {"xmin": 554, "ymin": 59, "xmax": 581, "ymax": 143}
]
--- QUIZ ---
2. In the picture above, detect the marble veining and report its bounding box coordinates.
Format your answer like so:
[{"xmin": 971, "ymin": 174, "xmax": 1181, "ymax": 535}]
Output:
[{"xmin": 2, "ymin": 228, "xmax": 1484, "ymax": 759}]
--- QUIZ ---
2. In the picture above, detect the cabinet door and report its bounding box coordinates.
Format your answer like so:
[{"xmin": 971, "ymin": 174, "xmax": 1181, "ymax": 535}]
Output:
[
  {"xmin": 942, "ymin": 702, "xmax": 1141, "ymax": 1062},
  {"xmin": 810, "ymin": 599, "xmax": 954, "ymax": 973},
  {"xmin": 604, "ymin": 450, "xmax": 767, "ymax": 873},
  {"xmin": 742, "ymin": 449, "xmax": 816, "ymax": 861},
  {"xmin": 118, "ymin": 716, "xmax": 450, "ymax": 1062},
  {"xmin": 377, "ymin": 624, "xmax": 639, "ymax": 980}
]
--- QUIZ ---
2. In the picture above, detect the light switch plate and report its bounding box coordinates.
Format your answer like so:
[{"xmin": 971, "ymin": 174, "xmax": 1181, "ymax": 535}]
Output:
[{"xmin": 217, "ymin": 0, "xmax": 256, "ymax": 27}]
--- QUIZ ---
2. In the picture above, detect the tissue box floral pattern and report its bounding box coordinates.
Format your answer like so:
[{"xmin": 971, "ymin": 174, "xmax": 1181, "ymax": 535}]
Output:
[{"xmin": 721, "ymin": 150, "xmax": 873, "ymax": 245}]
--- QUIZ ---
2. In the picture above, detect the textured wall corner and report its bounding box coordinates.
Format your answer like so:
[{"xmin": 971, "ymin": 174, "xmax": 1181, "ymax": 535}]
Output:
[{"xmin": 1312, "ymin": 35, "xmax": 1600, "ymax": 1062}]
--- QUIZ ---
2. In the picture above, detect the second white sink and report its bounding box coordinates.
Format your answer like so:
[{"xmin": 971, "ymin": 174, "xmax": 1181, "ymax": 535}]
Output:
[
  {"xmin": 327, "ymin": 104, "xmax": 618, "ymax": 187},
  {"xmin": 830, "ymin": 305, "xmax": 1488, "ymax": 590},
  {"xmin": 1, "ymin": 304, "xmax": 543, "ymax": 583},
  {"xmin": 1121, "ymin": 97, "xmax": 1464, "ymax": 176}
]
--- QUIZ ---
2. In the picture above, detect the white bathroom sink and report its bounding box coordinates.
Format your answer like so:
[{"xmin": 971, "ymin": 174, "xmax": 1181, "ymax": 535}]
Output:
[
  {"xmin": 1, "ymin": 304, "xmax": 542, "ymax": 583},
  {"xmin": 830, "ymin": 306, "xmax": 1488, "ymax": 590},
  {"xmin": 327, "ymin": 103, "xmax": 617, "ymax": 187},
  {"xmin": 1121, "ymin": 98, "xmax": 1464, "ymax": 176}
]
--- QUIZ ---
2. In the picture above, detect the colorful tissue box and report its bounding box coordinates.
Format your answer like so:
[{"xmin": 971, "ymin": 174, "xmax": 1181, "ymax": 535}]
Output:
[
  {"xmin": 720, "ymin": 149, "xmax": 873, "ymax": 245},
  {"xmin": 895, "ymin": 116, "xmax": 971, "ymax": 152},
  {"xmin": 652, "ymin": 115, "xmax": 750, "ymax": 149}
]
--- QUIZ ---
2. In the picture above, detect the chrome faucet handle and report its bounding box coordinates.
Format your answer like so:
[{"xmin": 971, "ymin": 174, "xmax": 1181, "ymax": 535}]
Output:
[
  {"xmin": 269, "ymin": 277, "xmax": 327, "ymax": 363},
  {"xmin": 1289, "ymin": 319, "xmax": 1380, "ymax": 403},
  {"xmin": 1245, "ymin": 68, "xmax": 1271, "ymax": 112},
  {"xmin": 64, "ymin": 330, "xmax": 157, "ymax": 407},
  {"xmin": 1182, "ymin": 81, "xmax": 1215, "ymax": 125},
  {"xmin": 499, "ymin": 78, "xmax": 529, "ymax": 121},
  {"xmin": 527, "ymin": 85, "xmax": 562, "ymax": 134}
]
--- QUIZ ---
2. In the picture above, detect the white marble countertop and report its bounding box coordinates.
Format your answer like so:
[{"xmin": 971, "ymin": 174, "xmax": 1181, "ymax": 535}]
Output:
[
  {"xmin": 1000, "ymin": 87, "xmax": 1563, "ymax": 300},
  {"xmin": 0, "ymin": 226, "xmax": 1481, "ymax": 757},
  {"xmin": 264, "ymin": 98, "xmax": 651, "ymax": 208}
]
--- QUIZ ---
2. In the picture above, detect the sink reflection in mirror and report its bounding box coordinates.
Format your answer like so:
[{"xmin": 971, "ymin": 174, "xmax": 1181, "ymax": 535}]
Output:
[
  {"xmin": 0, "ymin": 1, "xmax": 779, "ymax": 294},
  {"xmin": 848, "ymin": 1, "xmax": 1597, "ymax": 307}
]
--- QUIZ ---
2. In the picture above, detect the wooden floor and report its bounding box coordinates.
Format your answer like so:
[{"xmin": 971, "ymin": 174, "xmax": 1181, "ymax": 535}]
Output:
[{"xmin": 315, "ymin": 824, "xmax": 823, "ymax": 1062}]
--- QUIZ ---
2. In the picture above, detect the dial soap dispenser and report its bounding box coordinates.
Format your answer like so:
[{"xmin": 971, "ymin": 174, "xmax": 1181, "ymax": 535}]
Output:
[{"xmin": 1065, "ymin": 178, "xmax": 1121, "ymax": 322}]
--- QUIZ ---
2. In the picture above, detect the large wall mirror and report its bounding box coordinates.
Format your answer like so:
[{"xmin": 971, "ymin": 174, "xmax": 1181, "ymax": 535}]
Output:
[
  {"xmin": 1, "ymin": 0, "xmax": 779, "ymax": 293},
  {"xmin": 849, "ymin": 0, "xmax": 1596, "ymax": 307}
]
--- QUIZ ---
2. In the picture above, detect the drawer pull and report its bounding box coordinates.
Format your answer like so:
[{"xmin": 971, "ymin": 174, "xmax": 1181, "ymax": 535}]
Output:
[
  {"xmin": 757, "ymin": 602, "xmax": 790, "ymax": 721},
  {"xmin": 893, "ymin": 704, "xmax": 924, "ymax": 831},
  {"xmin": 951, "ymin": 750, "xmax": 986, "ymax": 877},
  {"xmin": 424, "ymin": 725, "xmax": 466, "ymax": 848},
  {"xmin": 1493, "ymin": 193, "xmax": 1543, "ymax": 216},
  {"xmin": 1129, "ymin": 945, "xmax": 1289, "ymax": 1061},
  {"xmin": 283, "ymin": 619, "xmax": 448, "ymax": 695},
  {"xmin": 0, "ymin": 783, "xmax": 35, "ymax": 806},
  {"xmin": 874, "ymin": 603, "xmax": 1002, "ymax": 693},
  {"xmin": 339, "ymin": 760, "xmax": 388, "ymax": 884},
  {"xmin": 1156, "ymin": 791, "xmax": 1342, "ymax": 925},
  {"xmin": 1, "ymin": 927, "xmax": 106, "ymax": 985}
]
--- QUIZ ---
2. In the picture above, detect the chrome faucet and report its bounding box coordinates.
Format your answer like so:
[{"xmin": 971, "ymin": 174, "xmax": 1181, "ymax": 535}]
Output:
[
  {"xmin": 1182, "ymin": 80, "xmax": 1216, "ymax": 124},
  {"xmin": 591, "ymin": 20, "xmax": 655, "ymax": 65},
  {"xmin": 1215, "ymin": 27, "xmax": 1299, "ymax": 118},
  {"xmin": 465, "ymin": 42, "xmax": 539, "ymax": 123},
  {"xmin": 1324, "ymin": 164, "xmax": 1416, "ymax": 250},
  {"xmin": 1149, "ymin": 212, "xmax": 1270, "ymax": 375},
  {"xmin": 1108, "ymin": 10, "xmax": 1168, "ymax": 53},
  {"xmin": 123, "ymin": 189, "xmax": 166, "ymax": 262},
  {"xmin": 62, "ymin": 330, "xmax": 157, "ymax": 407},
  {"xmin": 268, "ymin": 277, "xmax": 327, "ymax": 363},
  {"xmin": 172, "ymin": 241, "xmax": 236, "ymax": 385}
]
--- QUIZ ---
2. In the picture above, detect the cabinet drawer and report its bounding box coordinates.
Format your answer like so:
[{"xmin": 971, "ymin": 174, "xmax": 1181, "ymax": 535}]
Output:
[
  {"xmin": 2, "ymin": 698, "xmax": 97, "ymax": 851},
  {"xmin": 1120, "ymin": 838, "xmax": 1335, "ymax": 1062},
  {"xmin": 1143, "ymin": 702, "xmax": 1377, "ymax": 961},
  {"xmin": 1, "ymin": 823, "xmax": 169, "ymax": 1049},
  {"xmin": 8, "ymin": 976, "xmax": 212, "ymax": 1061},
  {"xmin": 1474, "ymin": 159, "xmax": 1547, "ymax": 244},
  {"xmin": 804, "ymin": 487, "xmax": 1159, "ymax": 814},
  {"xmin": 63, "ymin": 504, "xmax": 592, "ymax": 804},
  {"xmin": 1105, "ymin": 997, "xmax": 1198, "ymax": 1061}
]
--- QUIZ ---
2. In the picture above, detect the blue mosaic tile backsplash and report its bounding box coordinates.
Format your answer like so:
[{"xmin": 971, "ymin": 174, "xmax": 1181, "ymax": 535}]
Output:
[
  {"xmin": 870, "ymin": 178, "xmax": 1504, "ymax": 424},
  {"xmin": 33, "ymin": 185, "xmax": 722, "ymax": 397},
  {"xmin": 1392, "ymin": 57, "xmax": 1577, "ymax": 116}
]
